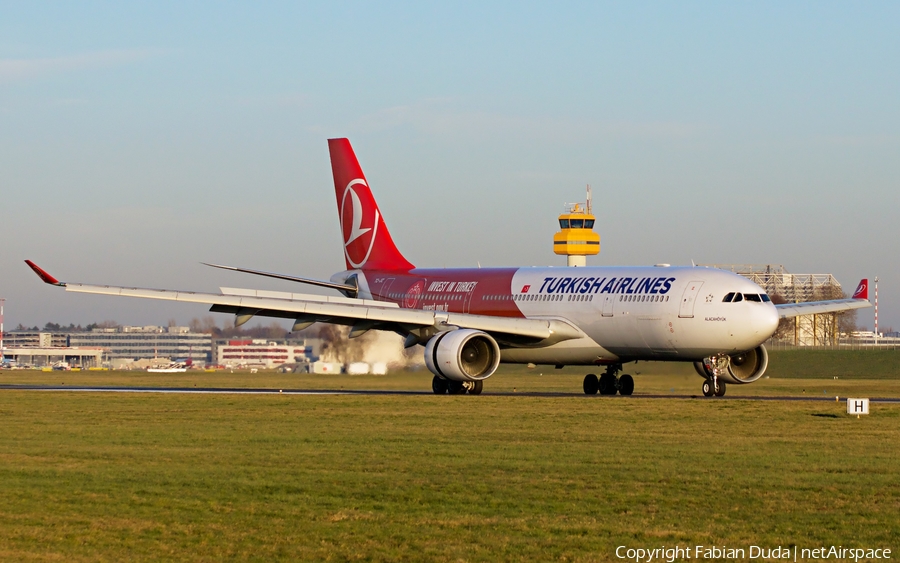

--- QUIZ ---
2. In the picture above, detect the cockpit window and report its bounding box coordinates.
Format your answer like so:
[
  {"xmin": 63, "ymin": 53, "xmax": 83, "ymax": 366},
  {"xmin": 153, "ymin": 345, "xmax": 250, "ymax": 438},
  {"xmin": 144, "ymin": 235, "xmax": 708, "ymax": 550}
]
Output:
[
  {"xmin": 559, "ymin": 219, "xmax": 569, "ymax": 229},
  {"xmin": 569, "ymin": 219, "xmax": 584, "ymax": 228},
  {"xmin": 725, "ymin": 292, "xmax": 770, "ymax": 303}
]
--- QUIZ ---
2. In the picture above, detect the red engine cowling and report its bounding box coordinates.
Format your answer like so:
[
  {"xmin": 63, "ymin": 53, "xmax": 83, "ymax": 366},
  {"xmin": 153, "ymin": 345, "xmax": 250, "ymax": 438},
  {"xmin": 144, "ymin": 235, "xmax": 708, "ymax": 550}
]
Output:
[
  {"xmin": 424, "ymin": 329, "xmax": 500, "ymax": 382},
  {"xmin": 693, "ymin": 345, "xmax": 769, "ymax": 384}
]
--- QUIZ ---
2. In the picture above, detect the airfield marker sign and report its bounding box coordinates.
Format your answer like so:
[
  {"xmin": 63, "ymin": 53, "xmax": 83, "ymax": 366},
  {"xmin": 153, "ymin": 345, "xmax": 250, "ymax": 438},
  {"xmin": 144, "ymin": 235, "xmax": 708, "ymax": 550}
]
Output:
[{"xmin": 847, "ymin": 398, "xmax": 869, "ymax": 418}]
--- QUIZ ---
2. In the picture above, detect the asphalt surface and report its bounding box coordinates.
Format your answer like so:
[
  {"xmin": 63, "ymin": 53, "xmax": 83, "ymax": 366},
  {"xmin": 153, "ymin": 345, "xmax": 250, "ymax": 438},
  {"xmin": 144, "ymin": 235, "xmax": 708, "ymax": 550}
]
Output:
[{"xmin": 2, "ymin": 384, "xmax": 899, "ymax": 402}]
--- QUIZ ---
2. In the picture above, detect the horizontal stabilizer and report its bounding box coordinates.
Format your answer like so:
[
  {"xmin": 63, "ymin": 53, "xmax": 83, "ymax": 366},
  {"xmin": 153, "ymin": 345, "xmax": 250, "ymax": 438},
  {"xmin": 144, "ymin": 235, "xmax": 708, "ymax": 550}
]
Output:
[{"xmin": 203, "ymin": 262, "xmax": 357, "ymax": 296}]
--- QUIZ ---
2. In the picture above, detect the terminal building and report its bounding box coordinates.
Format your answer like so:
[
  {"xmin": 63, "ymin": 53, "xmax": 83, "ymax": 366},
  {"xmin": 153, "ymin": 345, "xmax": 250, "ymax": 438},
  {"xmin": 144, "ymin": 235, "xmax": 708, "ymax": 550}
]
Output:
[
  {"xmin": 69, "ymin": 326, "xmax": 211, "ymax": 365},
  {"xmin": 3, "ymin": 326, "xmax": 322, "ymax": 370},
  {"xmin": 3, "ymin": 326, "xmax": 211, "ymax": 368}
]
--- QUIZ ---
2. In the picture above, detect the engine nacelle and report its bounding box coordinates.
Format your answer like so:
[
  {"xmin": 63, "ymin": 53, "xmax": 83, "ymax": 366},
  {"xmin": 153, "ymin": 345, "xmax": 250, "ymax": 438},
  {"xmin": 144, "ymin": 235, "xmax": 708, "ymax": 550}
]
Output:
[
  {"xmin": 424, "ymin": 329, "xmax": 501, "ymax": 382},
  {"xmin": 693, "ymin": 345, "xmax": 769, "ymax": 384}
]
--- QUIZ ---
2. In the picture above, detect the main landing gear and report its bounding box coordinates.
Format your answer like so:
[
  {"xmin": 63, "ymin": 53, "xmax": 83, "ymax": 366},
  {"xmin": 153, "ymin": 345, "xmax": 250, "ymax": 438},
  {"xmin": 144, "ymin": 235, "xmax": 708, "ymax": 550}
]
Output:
[
  {"xmin": 583, "ymin": 365, "xmax": 634, "ymax": 396},
  {"xmin": 431, "ymin": 375, "xmax": 483, "ymax": 395}
]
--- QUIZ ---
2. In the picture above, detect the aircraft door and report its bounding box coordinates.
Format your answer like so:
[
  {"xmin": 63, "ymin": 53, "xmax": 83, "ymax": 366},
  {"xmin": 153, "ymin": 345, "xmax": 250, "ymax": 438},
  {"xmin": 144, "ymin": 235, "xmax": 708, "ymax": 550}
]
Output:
[
  {"xmin": 601, "ymin": 293, "xmax": 615, "ymax": 317},
  {"xmin": 678, "ymin": 281, "xmax": 704, "ymax": 318},
  {"xmin": 463, "ymin": 286, "xmax": 476, "ymax": 314},
  {"xmin": 380, "ymin": 278, "xmax": 396, "ymax": 301}
]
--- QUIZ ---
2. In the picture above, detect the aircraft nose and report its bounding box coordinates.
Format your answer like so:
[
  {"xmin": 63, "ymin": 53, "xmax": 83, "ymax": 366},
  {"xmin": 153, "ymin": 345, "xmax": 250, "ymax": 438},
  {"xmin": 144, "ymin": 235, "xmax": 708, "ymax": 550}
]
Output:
[{"xmin": 757, "ymin": 304, "xmax": 780, "ymax": 340}]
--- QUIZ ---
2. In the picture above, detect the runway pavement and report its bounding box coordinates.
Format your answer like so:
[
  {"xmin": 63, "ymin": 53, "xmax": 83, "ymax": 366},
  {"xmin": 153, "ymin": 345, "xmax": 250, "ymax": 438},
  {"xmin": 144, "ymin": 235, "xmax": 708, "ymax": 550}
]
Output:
[{"xmin": 2, "ymin": 384, "xmax": 900, "ymax": 402}]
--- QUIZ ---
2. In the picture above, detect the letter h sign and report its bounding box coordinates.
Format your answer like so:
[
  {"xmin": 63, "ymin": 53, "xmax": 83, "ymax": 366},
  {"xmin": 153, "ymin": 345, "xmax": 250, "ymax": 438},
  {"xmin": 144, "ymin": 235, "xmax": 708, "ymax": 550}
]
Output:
[{"xmin": 847, "ymin": 398, "xmax": 869, "ymax": 416}]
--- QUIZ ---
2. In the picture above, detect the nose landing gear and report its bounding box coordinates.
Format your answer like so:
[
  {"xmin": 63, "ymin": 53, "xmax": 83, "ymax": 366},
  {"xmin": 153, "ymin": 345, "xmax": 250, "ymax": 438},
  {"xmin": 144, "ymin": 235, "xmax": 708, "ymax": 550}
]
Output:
[
  {"xmin": 700, "ymin": 355, "xmax": 728, "ymax": 397},
  {"xmin": 583, "ymin": 365, "xmax": 634, "ymax": 396},
  {"xmin": 701, "ymin": 378, "xmax": 726, "ymax": 397}
]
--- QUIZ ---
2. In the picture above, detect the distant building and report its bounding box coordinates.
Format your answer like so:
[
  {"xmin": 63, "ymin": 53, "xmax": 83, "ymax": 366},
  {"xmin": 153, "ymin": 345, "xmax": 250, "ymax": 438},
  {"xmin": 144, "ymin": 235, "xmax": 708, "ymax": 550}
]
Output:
[
  {"xmin": 4, "ymin": 328, "xmax": 327, "ymax": 369},
  {"xmin": 3, "ymin": 331, "xmax": 68, "ymax": 348},
  {"xmin": 1, "ymin": 345, "xmax": 103, "ymax": 368},
  {"xmin": 215, "ymin": 338, "xmax": 315, "ymax": 368},
  {"xmin": 69, "ymin": 326, "xmax": 211, "ymax": 364},
  {"xmin": 5, "ymin": 326, "xmax": 211, "ymax": 367}
]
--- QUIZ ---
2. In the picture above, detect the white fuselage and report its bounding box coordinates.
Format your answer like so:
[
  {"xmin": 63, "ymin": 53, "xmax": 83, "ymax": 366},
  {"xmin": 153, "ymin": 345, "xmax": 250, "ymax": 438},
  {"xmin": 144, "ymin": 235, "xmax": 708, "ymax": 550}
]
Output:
[
  {"xmin": 505, "ymin": 266, "xmax": 779, "ymax": 364},
  {"xmin": 349, "ymin": 265, "xmax": 781, "ymax": 366}
]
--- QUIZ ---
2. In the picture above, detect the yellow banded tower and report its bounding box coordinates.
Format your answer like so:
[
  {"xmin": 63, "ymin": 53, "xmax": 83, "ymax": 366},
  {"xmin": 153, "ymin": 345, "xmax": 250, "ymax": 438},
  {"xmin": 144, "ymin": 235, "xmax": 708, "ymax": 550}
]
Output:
[{"xmin": 553, "ymin": 186, "xmax": 600, "ymax": 267}]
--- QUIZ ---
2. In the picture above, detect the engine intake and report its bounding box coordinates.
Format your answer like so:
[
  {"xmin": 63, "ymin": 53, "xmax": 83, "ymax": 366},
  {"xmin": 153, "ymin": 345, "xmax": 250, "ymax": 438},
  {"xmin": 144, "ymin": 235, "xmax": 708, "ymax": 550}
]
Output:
[
  {"xmin": 693, "ymin": 345, "xmax": 769, "ymax": 384},
  {"xmin": 425, "ymin": 329, "xmax": 500, "ymax": 382}
]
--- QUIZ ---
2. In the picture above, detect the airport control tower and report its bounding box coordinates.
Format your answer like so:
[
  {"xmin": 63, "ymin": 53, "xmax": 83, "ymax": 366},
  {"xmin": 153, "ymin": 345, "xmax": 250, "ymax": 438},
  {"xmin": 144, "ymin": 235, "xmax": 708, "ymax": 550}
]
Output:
[{"xmin": 553, "ymin": 186, "xmax": 600, "ymax": 267}]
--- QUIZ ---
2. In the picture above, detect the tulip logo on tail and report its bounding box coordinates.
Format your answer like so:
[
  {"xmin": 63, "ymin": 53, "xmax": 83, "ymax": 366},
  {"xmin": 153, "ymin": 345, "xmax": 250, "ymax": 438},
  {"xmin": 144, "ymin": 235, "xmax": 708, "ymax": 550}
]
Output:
[
  {"xmin": 340, "ymin": 179, "xmax": 380, "ymax": 269},
  {"xmin": 852, "ymin": 279, "xmax": 868, "ymax": 300}
]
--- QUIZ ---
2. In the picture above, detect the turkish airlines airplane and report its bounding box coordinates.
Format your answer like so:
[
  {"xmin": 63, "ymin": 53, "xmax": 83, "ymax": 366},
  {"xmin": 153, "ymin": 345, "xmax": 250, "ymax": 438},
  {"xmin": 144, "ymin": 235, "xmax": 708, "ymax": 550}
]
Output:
[{"xmin": 26, "ymin": 138, "xmax": 871, "ymax": 397}]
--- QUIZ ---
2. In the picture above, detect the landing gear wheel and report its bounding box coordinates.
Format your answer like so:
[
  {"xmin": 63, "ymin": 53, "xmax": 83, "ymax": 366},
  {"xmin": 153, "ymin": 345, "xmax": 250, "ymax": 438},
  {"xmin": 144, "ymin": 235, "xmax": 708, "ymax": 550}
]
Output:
[
  {"xmin": 432, "ymin": 375, "xmax": 449, "ymax": 395},
  {"xmin": 618, "ymin": 374, "xmax": 634, "ymax": 396},
  {"xmin": 599, "ymin": 373, "xmax": 618, "ymax": 395},
  {"xmin": 702, "ymin": 380, "xmax": 714, "ymax": 397},
  {"xmin": 465, "ymin": 380, "xmax": 484, "ymax": 395},
  {"xmin": 583, "ymin": 373, "xmax": 599, "ymax": 395},
  {"xmin": 714, "ymin": 380, "xmax": 727, "ymax": 397},
  {"xmin": 447, "ymin": 380, "xmax": 467, "ymax": 395}
]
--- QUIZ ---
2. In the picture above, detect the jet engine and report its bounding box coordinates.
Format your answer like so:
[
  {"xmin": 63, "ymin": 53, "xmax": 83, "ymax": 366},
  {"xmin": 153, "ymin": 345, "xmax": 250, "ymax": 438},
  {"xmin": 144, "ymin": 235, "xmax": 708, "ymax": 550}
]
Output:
[
  {"xmin": 693, "ymin": 345, "xmax": 769, "ymax": 384},
  {"xmin": 424, "ymin": 329, "xmax": 501, "ymax": 382}
]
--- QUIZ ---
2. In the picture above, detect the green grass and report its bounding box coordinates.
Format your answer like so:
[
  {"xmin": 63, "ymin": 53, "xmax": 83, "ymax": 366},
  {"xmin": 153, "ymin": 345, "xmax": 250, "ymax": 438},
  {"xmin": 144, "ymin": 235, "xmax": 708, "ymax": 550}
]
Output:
[
  {"xmin": 763, "ymin": 349, "xmax": 900, "ymax": 379},
  {"xmin": 0, "ymin": 350, "xmax": 898, "ymax": 561},
  {"xmin": 1, "ymin": 391, "xmax": 899, "ymax": 561},
  {"xmin": 3, "ymin": 348, "xmax": 899, "ymax": 397}
]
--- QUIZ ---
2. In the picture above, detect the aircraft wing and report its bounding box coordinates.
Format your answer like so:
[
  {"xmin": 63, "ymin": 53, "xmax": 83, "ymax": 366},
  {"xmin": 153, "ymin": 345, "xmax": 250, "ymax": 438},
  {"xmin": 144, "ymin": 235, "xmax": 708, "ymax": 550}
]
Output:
[
  {"xmin": 775, "ymin": 298, "xmax": 871, "ymax": 319},
  {"xmin": 66, "ymin": 283, "xmax": 582, "ymax": 344},
  {"xmin": 774, "ymin": 278, "xmax": 871, "ymax": 319},
  {"xmin": 25, "ymin": 261, "xmax": 583, "ymax": 347}
]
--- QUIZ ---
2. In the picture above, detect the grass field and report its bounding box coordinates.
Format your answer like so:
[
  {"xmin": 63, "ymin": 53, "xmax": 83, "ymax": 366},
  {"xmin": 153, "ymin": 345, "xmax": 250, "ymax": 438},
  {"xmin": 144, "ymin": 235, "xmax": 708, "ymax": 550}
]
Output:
[
  {"xmin": 3, "ymin": 349, "xmax": 899, "ymax": 397},
  {"xmin": 1, "ymin": 351, "xmax": 898, "ymax": 561}
]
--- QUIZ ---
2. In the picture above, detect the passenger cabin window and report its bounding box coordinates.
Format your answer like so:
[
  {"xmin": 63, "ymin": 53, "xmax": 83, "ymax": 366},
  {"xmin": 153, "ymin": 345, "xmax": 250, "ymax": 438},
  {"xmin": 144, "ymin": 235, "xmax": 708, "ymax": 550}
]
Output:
[
  {"xmin": 559, "ymin": 219, "xmax": 569, "ymax": 229},
  {"xmin": 584, "ymin": 219, "xmax": 595, "ymax": 228},
  {"xmin": 723, "ymin": 292, "xmax": 735, "ymax": 302},
  {"xmin": 569, "ymin": 219, "xmax": 584, "ymax": 228}
]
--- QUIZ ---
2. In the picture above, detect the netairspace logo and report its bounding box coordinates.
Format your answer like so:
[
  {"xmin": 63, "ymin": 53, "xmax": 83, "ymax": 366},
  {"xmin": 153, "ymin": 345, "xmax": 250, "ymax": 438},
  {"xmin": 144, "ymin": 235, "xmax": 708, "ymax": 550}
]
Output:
[{"xmin": 615, "ymin": 545, "xmax": 892, "ymax": 562}]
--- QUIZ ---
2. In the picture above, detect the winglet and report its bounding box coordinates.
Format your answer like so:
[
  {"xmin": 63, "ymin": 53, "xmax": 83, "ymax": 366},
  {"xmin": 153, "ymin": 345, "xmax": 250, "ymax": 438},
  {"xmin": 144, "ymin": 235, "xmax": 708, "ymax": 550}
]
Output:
[
  {"xmin": 24, "ymin": 260, "xmax": 65, "ymax": 286},
  {"xmin": 851, "ymin": 279, "xmax": 868, "ymax": 300}
]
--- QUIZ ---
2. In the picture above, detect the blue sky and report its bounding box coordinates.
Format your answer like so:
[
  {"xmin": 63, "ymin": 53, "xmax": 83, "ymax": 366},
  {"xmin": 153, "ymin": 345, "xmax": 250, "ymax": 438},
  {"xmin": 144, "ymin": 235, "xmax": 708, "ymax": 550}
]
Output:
[{"xmin": 2, "ymin": 2, "xmax": 897, "ymax": 331}]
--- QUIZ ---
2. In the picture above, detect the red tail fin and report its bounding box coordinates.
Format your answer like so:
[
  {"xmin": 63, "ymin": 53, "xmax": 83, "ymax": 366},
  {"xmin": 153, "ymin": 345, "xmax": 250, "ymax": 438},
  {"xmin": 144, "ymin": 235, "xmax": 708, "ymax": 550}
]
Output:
[
  {"xmin": 852, "ymin": 279, "xmax": 868, "ymax": 300},
  {"xmin": 328, "ymin": 138, "xmax": 414, "ymax": 271}
]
